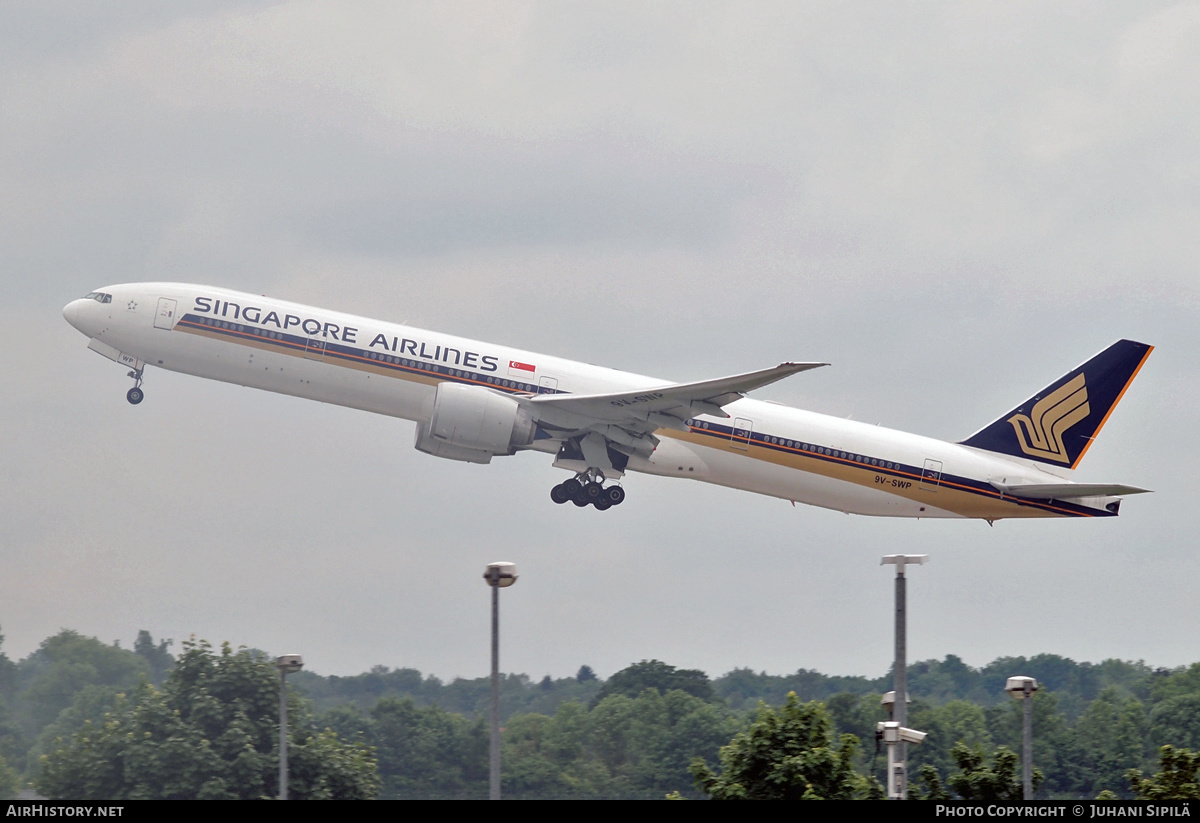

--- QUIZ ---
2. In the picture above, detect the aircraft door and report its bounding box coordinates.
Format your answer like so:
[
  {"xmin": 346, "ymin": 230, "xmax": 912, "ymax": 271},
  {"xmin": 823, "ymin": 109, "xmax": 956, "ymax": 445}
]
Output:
[
  {"xmin": 920, "ymin": 458, "xmax": 943, "ymax": 491},
  {"xmin": 153, "ymin": 298, "xmax": 178, "ymax": 330},
  {"xmin": 304, "ymin": 339, "xmax": 326, "ymax": 361},
  {"xmin": 731, "ymin": 418, "xmax": 753, "ymax": 451},
  {"xmin": 539, "ymin": 376, "xmax": 558, "ymax": 394}
]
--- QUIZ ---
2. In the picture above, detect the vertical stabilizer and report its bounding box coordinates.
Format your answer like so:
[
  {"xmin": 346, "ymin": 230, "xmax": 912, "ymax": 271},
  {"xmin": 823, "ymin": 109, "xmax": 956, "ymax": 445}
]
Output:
[{"xmin": 960, "ymin": 340, "xmax": 1152, "ymax": 469}]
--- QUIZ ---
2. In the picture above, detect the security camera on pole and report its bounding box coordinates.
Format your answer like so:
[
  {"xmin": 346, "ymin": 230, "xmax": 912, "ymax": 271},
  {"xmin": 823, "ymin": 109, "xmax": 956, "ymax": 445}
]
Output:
[
  {"xmin": 484, "ymin": 562, "xmax": 518, "ymax": 800},
  {"xmin": 876, "ymin": 719, "xmax": 927, "ymax": 797},
  {"xmin": 880, "ymin": 554, "xmax": 928, "ymax": 799}
]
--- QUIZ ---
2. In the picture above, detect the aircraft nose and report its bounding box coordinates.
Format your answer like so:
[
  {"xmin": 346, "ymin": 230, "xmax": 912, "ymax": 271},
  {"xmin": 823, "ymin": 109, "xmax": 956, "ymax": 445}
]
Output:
[
  {"xmin": 63, "ymin": 299, "xmax": 82, "ymax": 330},
  {"xmin": 63, "ymin": 298, "xmax": 95, "ymax": 335}
]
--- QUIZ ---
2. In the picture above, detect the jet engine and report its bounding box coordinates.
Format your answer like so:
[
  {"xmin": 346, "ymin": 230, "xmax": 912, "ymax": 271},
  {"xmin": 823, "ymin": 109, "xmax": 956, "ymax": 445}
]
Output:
[{"xmin": 414, "ymin": 382, "xmax": 536, "ymax": 464}]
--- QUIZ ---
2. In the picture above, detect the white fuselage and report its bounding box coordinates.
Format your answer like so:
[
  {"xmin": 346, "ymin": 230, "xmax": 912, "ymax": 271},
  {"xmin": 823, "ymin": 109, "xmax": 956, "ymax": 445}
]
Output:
[{"xmin": 63, "ymin": 283, "xmax": 1113, "ymax": 520}]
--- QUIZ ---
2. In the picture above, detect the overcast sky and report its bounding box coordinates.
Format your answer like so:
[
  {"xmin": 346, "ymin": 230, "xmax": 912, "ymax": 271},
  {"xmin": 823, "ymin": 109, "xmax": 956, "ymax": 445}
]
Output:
[{"xmin": 2, "ymin": 1, "xmax": 1197, "ymax": 684}]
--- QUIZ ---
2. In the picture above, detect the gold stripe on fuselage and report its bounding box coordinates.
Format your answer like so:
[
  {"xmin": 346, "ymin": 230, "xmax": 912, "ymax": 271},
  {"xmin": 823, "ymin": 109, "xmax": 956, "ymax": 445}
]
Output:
[{"xmin": 660, "ymin": 428, "xmax": 1084, "ymax": 519}]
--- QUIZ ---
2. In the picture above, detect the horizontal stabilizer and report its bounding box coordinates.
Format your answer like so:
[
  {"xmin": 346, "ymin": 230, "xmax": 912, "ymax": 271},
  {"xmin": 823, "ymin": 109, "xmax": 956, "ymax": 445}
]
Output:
[
  {"xmin": 990, "ymin": 482, "xmax": 1151, "ymax": 500},
  {"xmin": 960, "ymin": 340, "xmax": 1152, "ymax": 469}
]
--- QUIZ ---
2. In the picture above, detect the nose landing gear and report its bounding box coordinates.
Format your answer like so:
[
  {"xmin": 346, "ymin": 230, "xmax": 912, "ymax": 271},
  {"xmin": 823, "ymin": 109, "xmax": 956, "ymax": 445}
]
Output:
[
  {"xmin": 126, "ymin": 369, "xmax": 144, "ymax": 405},
  {"xmin": 550, "ymin": 469, "xmax": 625, "ymax": 510}
]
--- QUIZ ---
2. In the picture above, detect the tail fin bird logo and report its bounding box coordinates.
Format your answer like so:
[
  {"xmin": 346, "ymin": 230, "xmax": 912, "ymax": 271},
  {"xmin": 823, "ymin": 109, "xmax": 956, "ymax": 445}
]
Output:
[{"xmin": 1007, "ymin": 374, "xmax": 1089, "ymax": 463}]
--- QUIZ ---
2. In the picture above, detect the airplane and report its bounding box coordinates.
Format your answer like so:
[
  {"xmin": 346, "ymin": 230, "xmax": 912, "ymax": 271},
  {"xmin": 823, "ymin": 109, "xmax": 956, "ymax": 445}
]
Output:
[{"xmin": 63, "ymin": 283, "xmax": 1153, "ymax": 520}]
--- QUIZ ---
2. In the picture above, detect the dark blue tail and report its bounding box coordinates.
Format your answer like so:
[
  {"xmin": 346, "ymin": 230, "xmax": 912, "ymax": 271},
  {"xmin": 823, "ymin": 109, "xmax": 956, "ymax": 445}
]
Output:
[{"xmin": 960, "ymin": 340, "xmax": 1153, "ymax": 469}]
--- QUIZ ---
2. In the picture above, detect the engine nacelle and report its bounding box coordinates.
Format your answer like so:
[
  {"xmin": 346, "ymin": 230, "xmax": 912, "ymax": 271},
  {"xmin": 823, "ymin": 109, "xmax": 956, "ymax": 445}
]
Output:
[{"xmin": 414, "ymin": 382, "xmax": 536, "ymax": 464}]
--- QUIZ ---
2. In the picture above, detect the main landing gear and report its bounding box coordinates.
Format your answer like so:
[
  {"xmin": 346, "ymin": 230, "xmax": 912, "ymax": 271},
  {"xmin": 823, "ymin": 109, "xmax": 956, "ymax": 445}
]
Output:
[
  {"xmin": 550, "ymin": 469, "xmax": 626, "ymax": 511},
  {"xmin": 126, "ymin": 368, "xmax": 144, "ymax": 405}
]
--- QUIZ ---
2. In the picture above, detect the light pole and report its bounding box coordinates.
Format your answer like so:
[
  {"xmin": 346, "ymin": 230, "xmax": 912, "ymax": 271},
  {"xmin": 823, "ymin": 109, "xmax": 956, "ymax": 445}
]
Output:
[
  {"xmin": 880, "ymin": 554, "xmax": 928, "ymax": 799},
  {"xmin": 276, "ymin": 653, "xmax": 303, "ymax": 800},
  {"xmin": 484, "ymin": 561, "xmax": 517, "ymax": 800},
  {"xmin": 1005, "ymin": 676, "xmax": 1039, "ymax": 800}
]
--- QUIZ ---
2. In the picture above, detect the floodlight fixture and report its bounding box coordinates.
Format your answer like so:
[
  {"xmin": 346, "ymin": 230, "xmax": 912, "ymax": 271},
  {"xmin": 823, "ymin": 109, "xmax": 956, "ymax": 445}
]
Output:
[
  {"xmin": 880, "ymin": 554, "xmax": 929, "ymax": 574},
  {"xmin": 276, "ymin": 654, "xmax": 304, "ymax": 674},
  {"xmin": 484, "ymin": 561, "xmax": 518, "ymax": 587},
  {"xmin": 880, "ymin": 690, "xmax": 911, "ymax": 720},
  {"xmin": 1005, "ymin": 676, "xmax": 1038, "ymax": 698}
]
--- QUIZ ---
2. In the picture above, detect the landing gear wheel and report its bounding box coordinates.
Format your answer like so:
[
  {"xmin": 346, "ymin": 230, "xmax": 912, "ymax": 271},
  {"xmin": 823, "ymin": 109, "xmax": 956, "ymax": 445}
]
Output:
[
  {"xmin": 554, "ymin": 470, "xmax": 627, "ymax": 510},
  {"xmin": 126, "ymin": 387, "xmax": 144, "ymax": 405}
]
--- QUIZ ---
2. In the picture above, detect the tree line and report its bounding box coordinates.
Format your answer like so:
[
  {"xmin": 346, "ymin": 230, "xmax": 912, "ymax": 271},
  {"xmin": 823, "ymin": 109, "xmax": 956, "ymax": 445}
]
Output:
[{"xmin": 0, "ymin": 626, "xmax": 1197, "ymax": 799}]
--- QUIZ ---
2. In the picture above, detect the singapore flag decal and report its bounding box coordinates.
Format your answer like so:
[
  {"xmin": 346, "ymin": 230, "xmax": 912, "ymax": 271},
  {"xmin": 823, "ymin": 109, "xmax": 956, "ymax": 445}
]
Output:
[{"xmin": 509, "ymin": 360, "xmax": 536, "ymax": 373}]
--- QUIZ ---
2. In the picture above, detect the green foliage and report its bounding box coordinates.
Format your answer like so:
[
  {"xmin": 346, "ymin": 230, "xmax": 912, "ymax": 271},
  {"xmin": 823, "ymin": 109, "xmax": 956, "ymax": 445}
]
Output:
[
  {"xmin": 0, "ymin": 626, "xmax": 17, "ymax": 704},
  {"xmin": 908, "ymin": 763, "xmax": 950, "ymax": 800},
  {"xmin": 0, "ymin": 629, "xmax": 18, "ymax": 775},
  {"xmin": 132, "ymin": 631, "xmax": 174, "ymax": 685},
  {"xmin": 1148, "ymin": 663, "xmax": 1200, "ymax": 704},
  {"xmin": 1074, "ymin": 687, "xmax": 1148, "ymax": 797},
  {"xmin": 39, "ymin": 683, "xmax": 233, "ymax": 799},
  {"xmin": 824, "ymin": 692, "xmax": 886, "ymax": 748},
  {"xmin": 316, "ymin": 703, "xmax": 373, "ymax": 744},
  {"xmin": 946, "ymin": 743, "xmax": 1042, "ymax": 802},
  {"xmin": 596, "ymin": 689, "xmax": 737, "ymax": 796},
  {"xmin": 17, "ymin": 631, "xmax": 150, "ymax": 732},
  {"xmin": 986, "ymin": 690, "xmax": 1085, "ymax": 795},
  {"xmin": 907, "ymin": 699, "xmax": 994, "ymax": 784},
  {"xmin": 502, "ymin": 704, "xmax": 602, "ymax": 798},
  {"xmin": 1126, "ymin": 746, "xmax": 1200, "ymax": 800},
  {"xmin": 712, "ymin": 655, "xmax": 1159, "ymax": 716},
  {"xmin": 288, "ymin": 728, "xmax": 381, "ymax": 800},
  {"xmin": 1149, "ymin": 694, "xmax": 1200, "ymax": 751},
  {"xmin": 691, "ymin": 693, "xmax": 882, "ymax": 800},
  {"xmin": 0, "ymin": 691, "xmax": 21, "ymax": 771},
  {"xmin": 592, "ymin": 660, "xmax": 713, "ymax": 707},
  {"xmin": 905, "ymin": 655, "xmax": 993, "ymax": 705},
  {"xmin": 293, "ymin": 665, "xmax": 441, "ymax": 711},
  {"xmin": 295, "ymin": 666, "xmax": 602, "ymax": 722},
  {"xmin": 715, "ymin": 667, "xmax": 878, "ymax": 712},
  {"xmin": 36, "ymin": 638, "xmax": 377, "ymax": 800},
  {"xmin": 27, "ymin": 684, "xmax": 130, "ymax": 776},
  {"xmin": 10, "ymin": 628, "xmax": 1200, "ymax": 800},
  {"xmin": 0, "ymin": 753, "xmax": 18, "ymax": 799},
  {"xmin": 504, "ymin": 689, "xmax": 740, "ymax": 799},
  {"xmin": 369, "ymin": 696, "xmax": 486, "ymax": 799}
]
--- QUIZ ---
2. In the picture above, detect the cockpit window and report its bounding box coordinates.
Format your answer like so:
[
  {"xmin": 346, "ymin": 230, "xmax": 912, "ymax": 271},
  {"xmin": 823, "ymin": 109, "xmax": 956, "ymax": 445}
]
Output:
[{"xmin": 82, "ymin": 292, "xmax": 112, "ymax": 303}]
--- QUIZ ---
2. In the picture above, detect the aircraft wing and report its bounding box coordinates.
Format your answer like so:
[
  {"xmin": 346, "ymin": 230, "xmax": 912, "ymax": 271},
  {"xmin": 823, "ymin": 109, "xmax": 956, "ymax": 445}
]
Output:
[
  {"xmin": 524, "ymin": 362, "xmax": 825, "ymax": 462},
  {"xmin": 529, "ymin": 362, "xmax": 825, "ymax": 425},
  {"xmin": 989, "ymin": 482, "xmax": 1152, "ymax": 499}
]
